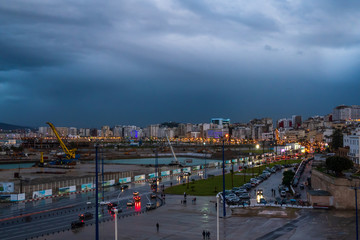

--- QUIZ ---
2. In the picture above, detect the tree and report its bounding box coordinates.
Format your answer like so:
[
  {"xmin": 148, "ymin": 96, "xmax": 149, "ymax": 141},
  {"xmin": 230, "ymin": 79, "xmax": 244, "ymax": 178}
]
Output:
[
  {"xmin": 282, "ymin": 170, "xmax": 295, "ymax": 187},
  {"xmin": 326, "ymin": 156, "xmax": 353, "ymax": 176},
  {"xmin": 331, "ymin": 129, "xmax": 343, "ymax": 151}
]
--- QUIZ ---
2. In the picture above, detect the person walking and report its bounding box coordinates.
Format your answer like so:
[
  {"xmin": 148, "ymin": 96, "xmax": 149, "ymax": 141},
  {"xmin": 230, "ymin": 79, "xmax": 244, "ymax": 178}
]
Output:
[
  {"xmin": 208, "ymin": 231, "xmax": 211, "ymax": 239},
  {"xmin": 202, "ymin": 230, "xmax": 206, "ymax": 239},
  {"xmin": 156, "ymin": 222, "xmax": 159, "ymax": 233}
]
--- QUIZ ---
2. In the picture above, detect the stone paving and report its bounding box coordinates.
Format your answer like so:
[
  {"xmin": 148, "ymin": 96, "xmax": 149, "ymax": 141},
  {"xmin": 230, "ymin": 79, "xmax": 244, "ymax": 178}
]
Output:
[{"xmin": 36, "ymin": 194, "xmax": 357, "ymax": 240}]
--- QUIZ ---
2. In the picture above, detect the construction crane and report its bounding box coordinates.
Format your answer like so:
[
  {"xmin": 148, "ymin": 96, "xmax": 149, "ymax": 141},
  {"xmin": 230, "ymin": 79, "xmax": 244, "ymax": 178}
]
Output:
[{"xmin": 46, "ymin": 122, "xmax": 79, "ymax": 164}]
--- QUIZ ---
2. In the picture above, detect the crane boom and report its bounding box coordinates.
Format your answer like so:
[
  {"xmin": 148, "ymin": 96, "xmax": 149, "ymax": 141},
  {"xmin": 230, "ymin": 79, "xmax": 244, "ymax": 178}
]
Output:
[
  {"xmin": 46, "ymin": 122, "xmax": 76, "ymax": 159},
  {"xmin": 166, "ymin": 134, "xmax": 178, "ymax": 164}
]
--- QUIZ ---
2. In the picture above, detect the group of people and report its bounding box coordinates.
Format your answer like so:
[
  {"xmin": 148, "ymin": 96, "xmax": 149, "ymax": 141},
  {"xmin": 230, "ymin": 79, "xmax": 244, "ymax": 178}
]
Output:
[{"xmin": 202, "ymin": 230, "xmax": 211, "ymax": 239}]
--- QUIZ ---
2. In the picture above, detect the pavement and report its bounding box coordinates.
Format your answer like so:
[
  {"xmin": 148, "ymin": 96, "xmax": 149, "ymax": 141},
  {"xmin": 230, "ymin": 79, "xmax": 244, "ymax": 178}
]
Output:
[{"xmin": 34, "ymin": 194, "xmax": 357, "ymax": 240}]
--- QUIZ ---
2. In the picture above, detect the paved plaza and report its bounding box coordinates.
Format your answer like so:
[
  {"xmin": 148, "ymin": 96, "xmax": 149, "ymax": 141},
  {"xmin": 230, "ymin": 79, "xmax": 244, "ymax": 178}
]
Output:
[{"xmin": 36, "ymin": 194, "xmax": 357, "ymax": 240}]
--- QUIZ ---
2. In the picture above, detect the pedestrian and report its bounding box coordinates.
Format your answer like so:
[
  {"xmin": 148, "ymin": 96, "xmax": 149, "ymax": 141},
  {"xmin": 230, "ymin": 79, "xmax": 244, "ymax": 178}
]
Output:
[
  {"xmin": 206, "ymin": 231, "xmax": 210, "ymax": 239},
  {"xmin": 215, "ymin": 202, "xmax": 217, "ymax": 209},
  {"xmin": 156, "ymin": 222, "xmax": 159, "ymax": 233},
  {"xmin": 170, "ymin": 182, "xmax": 172, "ymax": 187},
  {"xmin": 181, "ymin": 200, "xmax": 183, "ymax": 204},
  {"xmin": 202, "ymin": 230, "xmax": 206, "ymax": 239},
  {"xmin": 208, "ymin": 231, "xmax": 211, "ymax": 239}
]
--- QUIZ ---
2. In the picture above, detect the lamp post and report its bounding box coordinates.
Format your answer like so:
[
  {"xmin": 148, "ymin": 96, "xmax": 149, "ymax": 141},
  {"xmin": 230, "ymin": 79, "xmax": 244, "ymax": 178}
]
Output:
[
  {"xmin": 203, "ymin": 142, "xmax": 207, "ymax": 179},
  {"xmin": 222, "ymin": 135, "xmax": 226, "ymax": 217},
  {"xmin": 114, "ymin": 208, "xmax": 118, "ymax": 240},
  {"xmin": 95, "ymin": 144, "xmax": 99, "ymax": 240},
  {"xmin": 351, "ymin": 186, "xmax": 360, "ymax": 240},
  {"xmin": 217, "ymin": 194, "xmax": 220, "ymax": 240}
]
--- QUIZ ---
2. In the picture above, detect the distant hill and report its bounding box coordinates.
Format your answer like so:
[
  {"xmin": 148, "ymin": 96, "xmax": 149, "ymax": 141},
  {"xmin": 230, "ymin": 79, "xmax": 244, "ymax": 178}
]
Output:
[{"xmin": 0, "ymin": 122, "xmax": 32, "ymax": 130}]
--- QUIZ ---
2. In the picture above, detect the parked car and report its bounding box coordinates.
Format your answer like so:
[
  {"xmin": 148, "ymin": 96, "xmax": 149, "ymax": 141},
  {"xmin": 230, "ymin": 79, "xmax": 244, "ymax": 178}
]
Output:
[
  {"xmin": 239, "ymin": 193, "xmax": 250, "ymax": 199},
  {"xmin": 234, "ymin": 189, "xmax": 248, "ymax": 195},
  {"xmin": 259, "ymin": 198, "xmax": 267, "ymax": 204},
  {"xmin": 280, "ymin": 190, "xmax": 286, "ymax": 197}
]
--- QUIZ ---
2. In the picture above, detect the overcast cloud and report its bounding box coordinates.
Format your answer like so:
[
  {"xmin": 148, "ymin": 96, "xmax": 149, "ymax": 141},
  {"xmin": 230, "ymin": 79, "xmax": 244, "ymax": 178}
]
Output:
[{"xmin": 0, "ymin": 0, "xmax": 359, "ymax": 127}]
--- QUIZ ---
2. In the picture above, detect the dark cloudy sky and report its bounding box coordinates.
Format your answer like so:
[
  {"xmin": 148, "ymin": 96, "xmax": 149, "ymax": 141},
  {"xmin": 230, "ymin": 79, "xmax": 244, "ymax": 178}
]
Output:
[{"xmin": 1, "ymin": 0, "xmax": 359, "ymax": 128}]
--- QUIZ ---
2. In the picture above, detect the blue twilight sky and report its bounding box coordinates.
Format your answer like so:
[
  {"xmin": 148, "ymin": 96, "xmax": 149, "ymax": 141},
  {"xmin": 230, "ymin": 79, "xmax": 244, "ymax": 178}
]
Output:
[{"xmin": 0, "ymin": 0, "xmax": 359, "ymax": 128}]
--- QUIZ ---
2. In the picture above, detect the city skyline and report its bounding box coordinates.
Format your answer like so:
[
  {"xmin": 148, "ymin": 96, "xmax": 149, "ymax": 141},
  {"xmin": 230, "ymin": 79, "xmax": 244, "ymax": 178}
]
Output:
[{"xmin": 1, "ymin": 1, "xmax": 360, "ymax": 128}]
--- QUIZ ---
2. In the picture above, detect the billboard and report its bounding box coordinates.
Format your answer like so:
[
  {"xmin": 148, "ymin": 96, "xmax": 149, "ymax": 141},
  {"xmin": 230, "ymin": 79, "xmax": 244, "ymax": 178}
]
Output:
[
  {"xmin": 225, "ymin": 160, "xmax": 231, "ymax": 164},
  {"xmin": 232, "ymin": 159, "xmax": 237, "ymax": 163},
  {"xmin": 103, "ymin": 180, "xmax": 115, "ymax": 187},
  {"xmin": 0, "ymin": 195, "xmax": 11, "ymax": 201},
  {"xmin": 148, "ymin": 173, "xmax": 158, "ymax": 179},
  {"xmin": 192, "ymin": 165, "xmax": 200, "ymax": 171},
  {"xmin": 59, "ymin": 186, "xmax": 76, "ymax": 194},
  {"xmin": 172, "ymin": 169, "xmax": 181, "ymax": 175},
  {"xmin": 32, "ymin": 189, "xmax": 52, "ymax": 199},
  {"xmin": 0, "ymin": 182, "xmax": 14, "ymax": 193},
  {"xmin": 10, "ymin": 193, "xmax": 25, "ymax": 201},
  {"xmin": 18, "ymin": 193, "xmax": 25, "ymax": 201},
  {"xmin": 81, "ymin": 183, "xmax": 94, "ymax": 191},
  {"xmin": 134, "ymin": 174, "xmax": 145, "ymax": 181},
  {"xmin": 10, "ymin": 194, "xmax": 18, "ymax": 201},
  {"xmin": 161, "ymin": 170, "xmax": 170, "ymax": 176},
  {"xmin": 119, "ymin": 177, "xmax": 131, "ymax": 184},
  {"xmin": 182, "ymin": 167, "xmax": 191, "ymax": 173}
]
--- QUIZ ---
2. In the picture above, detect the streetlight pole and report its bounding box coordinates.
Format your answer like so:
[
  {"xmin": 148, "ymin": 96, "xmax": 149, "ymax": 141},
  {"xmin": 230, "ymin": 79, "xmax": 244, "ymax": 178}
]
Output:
[
  {"xmin": 352, "ymin": 186, "xmax": 359, "ymax": 240},
  {"xmin": 114, "ymin": 208, "xmax": 118, "ymax": 240},
  {"xmin": 102, "ymin": 148, "xmax": 104, "ymax": 201},
  {"xmin": 217, "ymin": 195, "xmax": 220, "ymax": 240},
  {"xmin": 204, "ymin": 142, "xmax": 207, "ymax": 179},
  {"xmin": 222, "ymin": 137, "xmax": 226, "ymax": 217},
  {"xmin": 95, "ymin": 145, "xmax": 99, "ymax": 240}
]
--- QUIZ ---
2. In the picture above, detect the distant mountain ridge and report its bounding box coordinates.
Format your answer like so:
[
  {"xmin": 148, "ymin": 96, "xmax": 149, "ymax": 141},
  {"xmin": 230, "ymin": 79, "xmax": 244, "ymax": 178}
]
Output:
[{"xmin": 0, "ymin": 122, "xmax": 32, "ymax": 130}]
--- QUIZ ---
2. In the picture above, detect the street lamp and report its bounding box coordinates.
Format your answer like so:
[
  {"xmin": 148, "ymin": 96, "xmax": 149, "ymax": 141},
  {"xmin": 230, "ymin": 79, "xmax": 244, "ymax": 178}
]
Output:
[
  {"xmin": 222, "ymin": 134, "xmax": 228, "ymax": 217},
  {"xmin": 351, "ymin": 186, "xmax": 360, "ymax": 240},
  {"xmin": 203, "ymin": 142, "xmax": 207, "ymax": 179},
  {"xmin": 95, "ymin": 144, "xmax": 99, "ymax": 240},
  {"xmin": 216, "ymin": 194, "xmax": 220, "ymax": 240},
  {"xmin": 114, "ymin": 208, "xmax": 118, "ymax": 240}
]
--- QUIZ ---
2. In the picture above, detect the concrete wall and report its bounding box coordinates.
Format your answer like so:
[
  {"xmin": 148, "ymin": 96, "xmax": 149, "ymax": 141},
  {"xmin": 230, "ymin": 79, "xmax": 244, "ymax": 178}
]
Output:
[
  {"xmin": 312, "ymin": 170, "xmax": 360, "ymax": 209},
  {"xmin": 307, "ymin": 194, "xmax": 332, "ymax": 207}
]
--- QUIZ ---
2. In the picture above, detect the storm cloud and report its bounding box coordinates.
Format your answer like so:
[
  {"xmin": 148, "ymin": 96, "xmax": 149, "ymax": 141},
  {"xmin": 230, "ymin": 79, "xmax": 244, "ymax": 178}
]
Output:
[{"xmin": 0, "ymin": 0, "xmax": 359, "ymax": 127}]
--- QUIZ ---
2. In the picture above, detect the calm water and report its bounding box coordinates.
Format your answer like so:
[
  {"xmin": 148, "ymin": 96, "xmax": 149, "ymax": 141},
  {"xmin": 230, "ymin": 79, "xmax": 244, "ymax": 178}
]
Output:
[
  {"xmin": 0, "ymin": 163, "xmax": 34, "ymax": 169},
  {"xmin": 104, "ymin": 157, "xmax": 221, "ymax": 166}
]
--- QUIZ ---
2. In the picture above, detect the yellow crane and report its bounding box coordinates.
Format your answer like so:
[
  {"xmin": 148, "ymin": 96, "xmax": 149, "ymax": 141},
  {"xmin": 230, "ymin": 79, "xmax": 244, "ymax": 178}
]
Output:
[{"xmin": 46, "ymin": 122, "xmax": 77, "ymax": 160}]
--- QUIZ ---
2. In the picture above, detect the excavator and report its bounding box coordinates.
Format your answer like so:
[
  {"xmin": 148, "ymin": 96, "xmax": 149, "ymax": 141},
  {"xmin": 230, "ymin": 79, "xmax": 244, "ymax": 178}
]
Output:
[{"xmin": 46, "ymin": 122, "xmax": 80, "ymax": 165}]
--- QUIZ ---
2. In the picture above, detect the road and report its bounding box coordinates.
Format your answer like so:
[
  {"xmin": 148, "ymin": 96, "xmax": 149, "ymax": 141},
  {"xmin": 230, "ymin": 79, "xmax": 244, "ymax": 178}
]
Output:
[{"xmin": 0, "ymin": 182, "xmax": 159, "ymax": 240}]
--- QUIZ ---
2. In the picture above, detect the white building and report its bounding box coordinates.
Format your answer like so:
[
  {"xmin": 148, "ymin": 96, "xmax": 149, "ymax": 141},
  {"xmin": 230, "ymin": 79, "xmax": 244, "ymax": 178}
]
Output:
[
  {"xmin": 149, "ymin": 124, "xmax": 160, "ymax": 138},
  {"xmin": 69, "ymin": 127, "xmax": 77, "ymax": 136},
  {"xmin": 333, "ymin": 105, "xmax": 352, "ymax": 121},
  {"xmin": 343, "ymin": 133, "xmax": 360, "ymax": 165}
]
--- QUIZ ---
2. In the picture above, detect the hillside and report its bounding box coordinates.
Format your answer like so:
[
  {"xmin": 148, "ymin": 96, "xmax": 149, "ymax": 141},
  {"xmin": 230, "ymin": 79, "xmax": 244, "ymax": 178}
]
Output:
[{"xmin": 0, "ymin": 122, "xmax": 31, "ymax": 130}]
